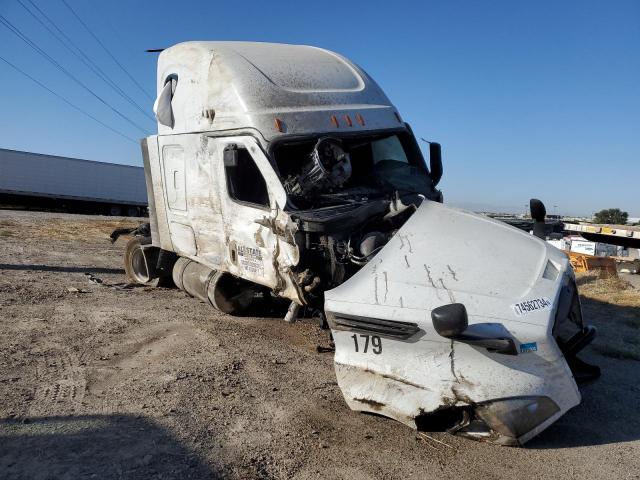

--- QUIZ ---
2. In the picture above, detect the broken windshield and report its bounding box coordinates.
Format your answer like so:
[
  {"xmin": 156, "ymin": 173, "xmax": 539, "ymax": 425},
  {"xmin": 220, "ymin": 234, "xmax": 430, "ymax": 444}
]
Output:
[{"xmin": 272, "ymin": 131, "xmax": 434, "ymax": 209}]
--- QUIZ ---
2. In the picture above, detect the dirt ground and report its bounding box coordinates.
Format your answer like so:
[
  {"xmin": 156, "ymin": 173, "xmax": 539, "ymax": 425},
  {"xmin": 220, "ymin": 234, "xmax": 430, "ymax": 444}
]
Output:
[{"xmin": 1, "ymin": 209, "xmax": 639, "ymax": 480}]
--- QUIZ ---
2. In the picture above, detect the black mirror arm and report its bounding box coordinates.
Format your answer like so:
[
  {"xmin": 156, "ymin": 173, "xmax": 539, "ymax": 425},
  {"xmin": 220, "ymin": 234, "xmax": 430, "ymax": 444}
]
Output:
[{"xmin": 454, "ymin": 332, "xmax": 518, "ymax": 355}]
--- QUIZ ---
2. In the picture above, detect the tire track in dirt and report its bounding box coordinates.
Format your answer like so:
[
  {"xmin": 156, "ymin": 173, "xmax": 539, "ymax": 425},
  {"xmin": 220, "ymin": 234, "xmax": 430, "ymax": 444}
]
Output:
[
  {"xmin": 28, "ymin": 349, "xmax": 86, "ymax": 416},
  {"xmin": 85, "ymin": 322, "xmax": 220, "ymax": 394}
]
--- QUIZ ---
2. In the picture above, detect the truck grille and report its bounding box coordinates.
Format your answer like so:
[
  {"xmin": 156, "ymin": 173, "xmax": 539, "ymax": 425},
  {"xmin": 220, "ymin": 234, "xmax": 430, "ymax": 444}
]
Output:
[{"xmin": 326, "ymin": 312, "xmax": 420, "ymax": 339}]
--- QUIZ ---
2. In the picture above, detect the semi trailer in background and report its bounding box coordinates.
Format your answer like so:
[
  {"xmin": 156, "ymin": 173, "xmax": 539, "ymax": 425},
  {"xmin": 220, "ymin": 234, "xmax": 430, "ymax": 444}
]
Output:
[{"xmin": 0, "ymin": 148, "xmax": 147, "ymax": 216}]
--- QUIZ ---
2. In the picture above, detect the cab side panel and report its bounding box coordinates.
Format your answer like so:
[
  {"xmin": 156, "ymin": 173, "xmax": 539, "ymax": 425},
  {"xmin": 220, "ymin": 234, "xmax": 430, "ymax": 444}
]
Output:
[
  {"xmin": 152, "ymin": 133, "xmax": 226, "ymax": 269},
  {"xmin": 157, "ymin": 135, "xmax": 197, "ymax": 256},
  {"xmin": 142, "ymin": 136, "xmax": 173, "ymax": 250},
  {"xmin": 188, "ymin": 136, "xmax": 225, "ymax": 268}
]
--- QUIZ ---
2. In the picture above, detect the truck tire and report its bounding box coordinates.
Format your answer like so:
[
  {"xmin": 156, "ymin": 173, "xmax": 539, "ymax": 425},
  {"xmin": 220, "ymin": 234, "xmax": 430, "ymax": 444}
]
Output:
[
  {"xmin": 124, "ymin": 237, "xmax": 174, "ymax": 287},
  {"xmin": 109, "ymin": 205, "xmax": 123, "ymax": 216},
  {"xmin": 126, "ymin": 206, "xmax": 140, "ymax": 217}
]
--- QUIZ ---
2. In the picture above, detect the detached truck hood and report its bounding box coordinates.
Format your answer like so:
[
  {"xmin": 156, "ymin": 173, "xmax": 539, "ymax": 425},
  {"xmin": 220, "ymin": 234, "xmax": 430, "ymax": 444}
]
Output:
[{"xmin": 325, "ymin": 200, "xmax": 583, "ymax": 445}]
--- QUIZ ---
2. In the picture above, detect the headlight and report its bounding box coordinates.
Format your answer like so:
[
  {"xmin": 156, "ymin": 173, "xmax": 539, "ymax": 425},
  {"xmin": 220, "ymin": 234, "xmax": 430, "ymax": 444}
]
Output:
[
  {"xmin": 475, "ymin": 396, "xmax": 560, "ymax": 440},
  {"xmin": 543, "ymin": 260, "xmax": 560, "ymax": 281}
]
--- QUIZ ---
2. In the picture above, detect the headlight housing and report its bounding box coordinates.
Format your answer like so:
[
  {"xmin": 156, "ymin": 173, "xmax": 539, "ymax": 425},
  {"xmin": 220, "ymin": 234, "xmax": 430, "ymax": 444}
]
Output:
[{"xmin": 474, "ymin": 396, "xmax": 560, "ymax": 443}]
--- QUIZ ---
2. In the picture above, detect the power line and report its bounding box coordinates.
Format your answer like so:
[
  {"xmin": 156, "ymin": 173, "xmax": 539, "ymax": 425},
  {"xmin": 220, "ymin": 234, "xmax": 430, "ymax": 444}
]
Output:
[
  {"xmin": 0, "ymin": 13, "xmax": 151, "ymax": 134},
  {"xmin": 0, "ymin": 13, "xmax": 150, "ymax": 134},
  {"xmin": 60, "ymin": 0, "xmax": 154, "ymax": 101},
  {"xmin": 0, "ymin": 53, "xmax": 138, "ymax": 144},
  {"xmin": 18, "ymin": 0, "xmax": 155, "ymax": 123}
]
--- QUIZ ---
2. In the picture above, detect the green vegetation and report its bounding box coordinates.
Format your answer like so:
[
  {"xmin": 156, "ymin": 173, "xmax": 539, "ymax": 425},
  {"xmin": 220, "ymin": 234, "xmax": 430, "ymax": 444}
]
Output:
[{"xmin": 593, "ymin": 208, "xmax": 628, "ymax": 225}]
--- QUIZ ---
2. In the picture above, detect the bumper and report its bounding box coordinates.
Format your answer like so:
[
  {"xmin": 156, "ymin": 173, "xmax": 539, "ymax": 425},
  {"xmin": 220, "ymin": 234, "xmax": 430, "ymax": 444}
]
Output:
[{"xmin": 329, "ymin": 313, "xmax": 594, "ymax": 446}]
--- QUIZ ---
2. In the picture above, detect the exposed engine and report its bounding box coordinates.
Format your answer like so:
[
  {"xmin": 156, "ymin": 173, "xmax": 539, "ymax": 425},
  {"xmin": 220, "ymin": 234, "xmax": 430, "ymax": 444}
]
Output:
[
  {"xmin": 290, "ymin": 196, "xmax": 420, "ymax": 308},
  {"xmin": 284, "ymin": 138, "xmax": 352, "ymax": 197},
  {"xmin": 272, "ymin": 130, "xmax": 441, "ymax": 308}
]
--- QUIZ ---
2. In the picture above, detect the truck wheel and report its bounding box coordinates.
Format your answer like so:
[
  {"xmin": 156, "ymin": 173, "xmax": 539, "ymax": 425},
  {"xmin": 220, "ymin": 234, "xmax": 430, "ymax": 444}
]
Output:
[
  {"xmin": 124, "ymin": 237, "xmax": 173, "ymax": 287},
  {"xmin": 109, "ymin": 205, "xmax": 123, "ymax": 216},
  {"xmin": 126, "ymin": 206, "xmax": 140, "ymax": 217}
]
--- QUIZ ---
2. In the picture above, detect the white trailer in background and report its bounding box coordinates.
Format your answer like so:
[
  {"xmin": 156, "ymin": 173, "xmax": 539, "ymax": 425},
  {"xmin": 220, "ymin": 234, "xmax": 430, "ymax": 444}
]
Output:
[
  {"xmin": 564, "ymin": 222, "xmax": 640, "ymax": 250},
  {"xmin": 0, "ymin": 148, "xmax": 147, "ymax": 216},
  {"xmin": 121, "ymin": 41, "xmax": 599, "ymax": 446},
  {"xmin": 547, "ymin": 235, "xmax": 624, "ymax": 257}
]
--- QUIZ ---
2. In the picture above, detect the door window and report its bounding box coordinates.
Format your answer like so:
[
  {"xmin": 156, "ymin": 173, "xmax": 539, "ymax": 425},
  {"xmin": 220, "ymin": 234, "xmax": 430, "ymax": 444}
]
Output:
[{"xmin": 225, "ymin": 146, "xmax": 270, "ymax": 207}]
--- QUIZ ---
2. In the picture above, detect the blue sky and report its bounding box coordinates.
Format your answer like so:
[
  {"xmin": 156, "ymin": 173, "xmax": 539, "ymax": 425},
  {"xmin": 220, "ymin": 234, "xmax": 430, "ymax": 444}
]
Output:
[{"xmin": 0, "ymin": 0, "xmax": 638, "ymax": 216}]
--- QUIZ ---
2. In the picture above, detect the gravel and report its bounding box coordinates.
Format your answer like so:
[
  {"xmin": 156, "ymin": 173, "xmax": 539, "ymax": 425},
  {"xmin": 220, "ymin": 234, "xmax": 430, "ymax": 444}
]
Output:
[{"xmin": 1, "ymin": 209, "xmax": 639, "ymax": 479}]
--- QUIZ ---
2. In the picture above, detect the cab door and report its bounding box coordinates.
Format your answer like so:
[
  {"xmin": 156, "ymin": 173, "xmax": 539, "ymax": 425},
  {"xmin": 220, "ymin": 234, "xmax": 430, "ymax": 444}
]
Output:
[{"xmin": 213, "ymin": 136, "xmax": 286, "ymax": 290}]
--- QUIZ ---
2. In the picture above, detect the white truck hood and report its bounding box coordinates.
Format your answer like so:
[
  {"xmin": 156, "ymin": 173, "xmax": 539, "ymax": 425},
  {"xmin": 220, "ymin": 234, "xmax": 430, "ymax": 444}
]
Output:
[
  {"xmin": 324, "ymin": 201, "xmax": 580, "ymax": 445},
  {"xmin": 325, "ymin": 200, "xmax": 569, "ymax": 326}
]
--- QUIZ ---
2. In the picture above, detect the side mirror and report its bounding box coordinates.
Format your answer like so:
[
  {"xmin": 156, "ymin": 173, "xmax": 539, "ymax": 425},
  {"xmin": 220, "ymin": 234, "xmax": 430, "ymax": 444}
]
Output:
[
  {"xmin": 429, "ymin": 142, "xmax": 443, "ymax": 187},
  {"xmin": 431, "ymin": 303, "xmax": 518, "ymax": 355},
  {"xmin": 530, "ymin": 198, "xmax": 546, "ymax": 222},
  {"xmin": 530, "ymin": 198, "xmax": 546, "ymax": 239},
  {"xmin": 223, "ymin": 146, "xmax": 238, "ymax": 167},
  {"xmin": 432, "ymin": 303, "xmax": 468, "ymax": 337}
]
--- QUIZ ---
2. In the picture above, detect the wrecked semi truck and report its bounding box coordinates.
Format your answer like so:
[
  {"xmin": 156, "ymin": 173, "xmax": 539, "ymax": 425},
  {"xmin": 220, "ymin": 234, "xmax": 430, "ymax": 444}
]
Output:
[{"xmin": 123, "ymin": 41, "xmax": 598, "ymax": 446}]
